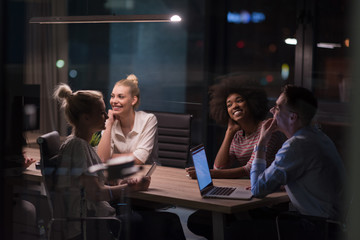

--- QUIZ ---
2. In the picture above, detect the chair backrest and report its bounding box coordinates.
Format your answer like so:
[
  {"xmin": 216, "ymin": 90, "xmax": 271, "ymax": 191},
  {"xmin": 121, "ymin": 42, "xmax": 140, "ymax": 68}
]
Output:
[
  {"xmin": 150, "ymin": 111, "xmax": 192, "ymax": 168},
  {"xmin": 37, "ymin": 131, "xmax": 61, "ymax": 189}
]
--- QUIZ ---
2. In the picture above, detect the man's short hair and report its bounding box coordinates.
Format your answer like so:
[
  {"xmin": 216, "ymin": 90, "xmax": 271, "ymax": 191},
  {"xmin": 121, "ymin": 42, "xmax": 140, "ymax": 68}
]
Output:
[{"xmin": 281, "ymin": 85, "xmax": 318, "ymax": 125}]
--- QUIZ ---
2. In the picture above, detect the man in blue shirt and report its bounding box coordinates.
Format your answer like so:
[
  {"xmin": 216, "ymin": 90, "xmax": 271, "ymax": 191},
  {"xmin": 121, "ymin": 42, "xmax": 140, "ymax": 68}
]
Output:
[{"xmin": 250, "ymin": 85, "xmax": 346, "ymax": 239}]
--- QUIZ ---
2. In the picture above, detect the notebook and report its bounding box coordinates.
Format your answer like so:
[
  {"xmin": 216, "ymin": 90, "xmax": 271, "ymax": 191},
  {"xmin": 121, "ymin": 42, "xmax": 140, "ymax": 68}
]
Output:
[{"xmin": 190, "ymin": 144, "xmax": 253, "ymax": 200}]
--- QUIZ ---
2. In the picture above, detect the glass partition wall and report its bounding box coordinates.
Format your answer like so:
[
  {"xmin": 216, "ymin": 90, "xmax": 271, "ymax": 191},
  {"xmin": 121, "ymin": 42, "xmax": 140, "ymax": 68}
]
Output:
[
  {"xmin": 2, "ymin": 0, "xmax": 351, "ymax": 166},
  {"xmin": 4, "ymin": 0, "xmax": 351, "ymax": 173},
  {"xmin": 1, "ymin": 0, "xmax": 352, "ymax": 237}
]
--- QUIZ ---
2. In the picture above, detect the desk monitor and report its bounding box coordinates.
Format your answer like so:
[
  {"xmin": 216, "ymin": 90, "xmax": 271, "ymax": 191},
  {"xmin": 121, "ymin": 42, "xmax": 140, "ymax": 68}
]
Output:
[{"xmin": 22, "ymin": 84, "xmax": 40, "ymax": 131}]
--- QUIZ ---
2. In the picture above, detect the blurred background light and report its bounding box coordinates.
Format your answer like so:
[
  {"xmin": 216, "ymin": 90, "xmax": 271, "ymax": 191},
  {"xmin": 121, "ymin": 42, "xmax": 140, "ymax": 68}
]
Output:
[
  {"xmin": 317, "ymin": 42, "xmax": 341, "ymax": 49},
  {"xmin": 69, "ymin": 69, "xmax": 78, "ymax": 78},
  {"xmin": 268, "ymin": 43, "xmax": 277, "ymax": 53},
  {"xmin": 344, "ymin": 38, "xmax": 350, "ymax": 47},
  {"xmin": 260, "ymin": 77, "xmax": 268, "ymax": 86},
  {"xmin": 170, "ymin": 15, "xmax": 181, "ymax": 22},
  {"xmin": 281, "ymin": 63, "xmax": 290, "ymax": 80},
  {"xmin": 266, "ymin": 74, "xmax": 274, "ymax": 83},
  {"xmin": 285, "ymin": 38, "xmax": 297, "ymax": 45},
  {"xmin": 227, "ymin": 11, "xmax": 265, "ymax": 24},
  {"xmin": 56, "ymin": 59, "xmax": 65, "ymax": 68},
  {"xmin": 251, "ymin": 12, "xmax": 266, "ymax": 23},
  {"xmin": 236, "ymin": 40, "xmax": 245, "ymax": 48}
]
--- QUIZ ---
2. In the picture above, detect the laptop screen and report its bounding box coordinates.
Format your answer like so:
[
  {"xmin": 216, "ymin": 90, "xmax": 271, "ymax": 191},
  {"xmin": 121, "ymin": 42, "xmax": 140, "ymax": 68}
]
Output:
[{"xmin": 191, "ymin": 145, "xmax": 212, "ymax": 191}]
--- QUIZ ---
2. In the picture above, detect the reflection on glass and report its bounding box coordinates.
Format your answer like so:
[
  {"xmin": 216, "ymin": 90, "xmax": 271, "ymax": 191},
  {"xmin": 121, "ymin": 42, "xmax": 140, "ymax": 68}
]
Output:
[
  {"xmin": 226, "ymin": 0, "xmax": 296, "ymax": 98},
  {"xmin": 313, "ymin": 0, "xmax": 350, "ymax": 103}
]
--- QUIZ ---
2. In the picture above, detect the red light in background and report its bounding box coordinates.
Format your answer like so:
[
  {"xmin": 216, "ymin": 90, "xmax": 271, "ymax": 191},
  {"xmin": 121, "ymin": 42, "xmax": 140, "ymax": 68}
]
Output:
[
  {"xmin": 266, "ymin": 75, "xmax": 274, "ymax": 83},
  {"xmin": 196, "ymin": 40, "xmax": 204, "ymax": 48},
  {"xmin": 268, "ymin": 44, "xmax": 277, "ymax": 53},
  {"xmin": 236, "ymin": 41, "xmax": 245, "ymax": 48}
]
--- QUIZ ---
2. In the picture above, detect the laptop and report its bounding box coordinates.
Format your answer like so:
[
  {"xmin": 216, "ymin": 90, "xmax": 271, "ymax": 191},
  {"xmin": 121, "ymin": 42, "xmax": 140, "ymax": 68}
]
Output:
[{"xmin": 190, "ymin": 144, "xmax": 253, "ymax": 200}]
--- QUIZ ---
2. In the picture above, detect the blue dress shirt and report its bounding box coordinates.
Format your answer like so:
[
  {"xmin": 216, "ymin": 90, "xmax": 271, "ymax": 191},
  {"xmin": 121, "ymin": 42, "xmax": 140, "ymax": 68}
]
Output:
[{"xmin": 251, "ymin": 126, "xmax": 346, "ymax": 220}]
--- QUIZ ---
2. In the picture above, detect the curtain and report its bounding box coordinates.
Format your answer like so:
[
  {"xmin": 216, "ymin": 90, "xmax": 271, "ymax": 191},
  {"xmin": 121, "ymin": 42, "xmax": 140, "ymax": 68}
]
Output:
[{"xmin": 25, "ymin": 0, "xmax": 68, "ymax": 136}]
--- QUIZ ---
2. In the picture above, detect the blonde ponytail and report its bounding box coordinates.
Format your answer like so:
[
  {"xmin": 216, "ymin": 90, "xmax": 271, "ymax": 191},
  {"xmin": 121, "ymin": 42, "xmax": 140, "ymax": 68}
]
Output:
[
  {"xmin": 53, "ymin": 83, "xmax": 103, "ymax": 128},
  {"xmin": 126, "ymin": 74, "xmax": 139, "ymax": 87}
]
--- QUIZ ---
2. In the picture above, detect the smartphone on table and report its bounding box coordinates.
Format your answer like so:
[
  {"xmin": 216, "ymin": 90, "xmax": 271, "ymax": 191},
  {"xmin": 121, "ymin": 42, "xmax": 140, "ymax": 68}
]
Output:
[{"xmin": 145, "ymin": 162, "xmax": 157, "ymax": 177}]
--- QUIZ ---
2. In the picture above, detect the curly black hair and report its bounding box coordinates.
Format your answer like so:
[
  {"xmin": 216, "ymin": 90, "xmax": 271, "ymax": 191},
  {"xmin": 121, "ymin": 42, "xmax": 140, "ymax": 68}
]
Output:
[{"xmin": 209, "ymin": 75, "xmax": 269, "ymax": 126}]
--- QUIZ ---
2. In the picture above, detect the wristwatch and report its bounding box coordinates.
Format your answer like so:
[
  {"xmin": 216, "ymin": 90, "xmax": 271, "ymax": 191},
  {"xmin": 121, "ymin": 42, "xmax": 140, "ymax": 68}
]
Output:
[{"xmin": 253, "ymin": 144, "xmax": 267, "ymax": 153}]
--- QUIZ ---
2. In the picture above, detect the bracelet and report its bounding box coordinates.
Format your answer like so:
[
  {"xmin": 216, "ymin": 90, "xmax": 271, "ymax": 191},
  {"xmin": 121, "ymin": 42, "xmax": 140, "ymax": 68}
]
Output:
[
  {"xmin": 108, "ymin": 188, "xmax": 113, "ymax": 200},
  {"xmin": 253, "ymin": 144, "xmax": 267, "ymax": 153}
]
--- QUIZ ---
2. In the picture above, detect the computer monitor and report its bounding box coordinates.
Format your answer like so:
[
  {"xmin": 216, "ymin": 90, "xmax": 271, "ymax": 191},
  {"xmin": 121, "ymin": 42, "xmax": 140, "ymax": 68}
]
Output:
[{"xmin": 22, "ymin": 84, "xmax": 40, "ymax": 131}]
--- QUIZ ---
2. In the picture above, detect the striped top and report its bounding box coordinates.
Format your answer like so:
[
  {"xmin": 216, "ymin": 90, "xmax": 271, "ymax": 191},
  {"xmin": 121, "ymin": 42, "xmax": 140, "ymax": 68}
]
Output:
[{"xmin": 214, "ymin": 122, "xmax": 286, "ymax": 177}]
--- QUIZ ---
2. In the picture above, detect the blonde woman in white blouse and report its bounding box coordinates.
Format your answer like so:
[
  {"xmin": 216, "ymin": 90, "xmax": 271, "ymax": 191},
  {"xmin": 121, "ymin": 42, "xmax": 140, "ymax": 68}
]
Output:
[{"xmin": 97, "ymin": 74, "xmax": 158, "ymax": 165}]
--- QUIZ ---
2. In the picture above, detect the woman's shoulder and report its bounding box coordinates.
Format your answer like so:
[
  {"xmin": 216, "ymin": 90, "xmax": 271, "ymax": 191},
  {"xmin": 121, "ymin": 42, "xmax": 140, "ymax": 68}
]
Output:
[
  {"xmin": 232, "ymin": 129, "xmax": 245, "ymax": 141},
  {"xmin": 136, "ymin": 110, "xmax": 157, "ymax": 121},
  {"xmin": 136, "ymin": 110, "xmax": 154, "ymax": 116},
  {"xmin": 61, "ymin": 135, "xmax": 88, "ymax": 150}
]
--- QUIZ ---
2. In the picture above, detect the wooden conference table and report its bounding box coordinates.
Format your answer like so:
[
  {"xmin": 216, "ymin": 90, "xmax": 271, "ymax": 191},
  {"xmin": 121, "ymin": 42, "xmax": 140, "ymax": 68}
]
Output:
[{"xmin": 23, "ymin": 147, "xmax": 289, "ymax": 240}]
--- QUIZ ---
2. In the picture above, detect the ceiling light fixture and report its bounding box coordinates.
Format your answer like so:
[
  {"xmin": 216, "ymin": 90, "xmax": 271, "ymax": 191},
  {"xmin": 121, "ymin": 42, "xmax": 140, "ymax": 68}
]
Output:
[
  {"xmin": 317, "ymin": 42, "xmax": 341, "ymax": 49},
  {"xmin": 29, "ymin": 14, "xmax": 181, "ymax": 24}
]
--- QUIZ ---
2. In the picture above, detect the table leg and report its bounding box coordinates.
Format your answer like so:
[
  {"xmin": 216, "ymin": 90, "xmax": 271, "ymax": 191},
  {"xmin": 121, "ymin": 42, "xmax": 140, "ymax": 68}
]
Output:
[{"xmin": 212, "ymin": 211, "xmax": 225, "ymax": 240}]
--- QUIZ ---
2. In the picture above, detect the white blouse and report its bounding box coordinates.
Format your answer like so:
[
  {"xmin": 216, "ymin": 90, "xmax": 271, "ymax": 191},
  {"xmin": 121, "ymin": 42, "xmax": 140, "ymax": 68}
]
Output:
[{"xmin": 111, "ymin": 111, "xmax": 158, "ymax": 164}]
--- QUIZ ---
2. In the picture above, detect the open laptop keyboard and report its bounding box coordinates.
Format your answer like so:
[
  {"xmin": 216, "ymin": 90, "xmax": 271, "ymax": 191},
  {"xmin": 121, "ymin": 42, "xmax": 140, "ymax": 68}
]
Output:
[{"xmin": 210, "ymin": 187, "xmax": 236, "ymax": 196}]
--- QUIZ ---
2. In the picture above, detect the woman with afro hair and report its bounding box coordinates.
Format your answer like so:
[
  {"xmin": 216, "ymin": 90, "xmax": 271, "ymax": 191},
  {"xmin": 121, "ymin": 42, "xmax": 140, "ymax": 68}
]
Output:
[{"xmin": 187, "ymin": 75, "xmax": 285, "ymax": 179}]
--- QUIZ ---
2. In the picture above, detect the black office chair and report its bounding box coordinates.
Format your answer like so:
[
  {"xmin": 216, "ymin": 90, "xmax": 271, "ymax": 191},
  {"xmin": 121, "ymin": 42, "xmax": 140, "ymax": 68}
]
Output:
[
  {"xmin": 150, "ymin": 111, "xmax": 193, "ymax": 168},
  {"xmin": 37, "ymin": 131, "xmax": 122, "ymax": 240},
  {"xmin": 37, "ymin": 131, "xmax": 61, "ymax": 186}
]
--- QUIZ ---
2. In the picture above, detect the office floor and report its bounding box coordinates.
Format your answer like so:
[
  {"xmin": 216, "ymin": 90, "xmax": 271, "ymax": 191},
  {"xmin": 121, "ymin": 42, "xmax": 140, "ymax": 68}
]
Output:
[{"xmin": 161, "ymin": 207, "xmax": 207, "ymax": 240}]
